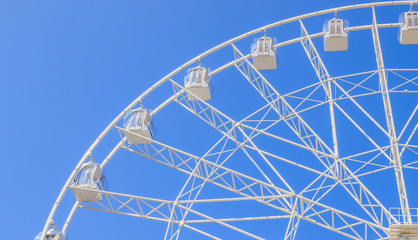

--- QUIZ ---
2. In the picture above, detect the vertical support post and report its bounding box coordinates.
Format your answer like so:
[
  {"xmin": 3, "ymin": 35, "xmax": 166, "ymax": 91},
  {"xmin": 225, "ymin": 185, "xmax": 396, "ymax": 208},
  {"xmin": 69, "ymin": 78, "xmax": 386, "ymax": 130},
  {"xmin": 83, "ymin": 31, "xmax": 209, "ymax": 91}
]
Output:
[
  {"xmin": 299, "ymin": 19, "xmax": 340, "ymax": 179},
  {"xmin": 299, "ymin": 18, "xmax": 395, "ymax": 226},
  {"xmin": 371, "ymin": 6, "xmax": 411, "ymax": 224}
]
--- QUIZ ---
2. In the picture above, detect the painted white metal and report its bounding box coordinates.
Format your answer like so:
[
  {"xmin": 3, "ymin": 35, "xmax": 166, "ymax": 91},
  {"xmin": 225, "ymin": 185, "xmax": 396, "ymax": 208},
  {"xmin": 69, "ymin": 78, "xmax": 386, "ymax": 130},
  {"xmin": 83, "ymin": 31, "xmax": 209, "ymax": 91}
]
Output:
[
  {"xmin": 232, "ymin": 44, "xmax": 335, "ymax": 166},
  {"xmin": 299, "ymin": 19, "xmax": 395, "ymax": 227},
  {"xmin": 149, "ymin": 83, "xmax": 389, "ymax": 238},
  {"xmin": 299, "ymin": 19, "xmax": 341, "ymax": 178},
  {"xmin": 39, "ymin": 2, "xmax": 418, "ymax": 240},
  {"xmin": 284, "ymin": 199, "xmax": 300, "ymax": 240},
  {"xmin": 233, "ymin": 41, "xmax": 393, "ymax": 229},
  {"xmin": 371, "ymin": 6, "xmax": 412, "ymax": 224}
]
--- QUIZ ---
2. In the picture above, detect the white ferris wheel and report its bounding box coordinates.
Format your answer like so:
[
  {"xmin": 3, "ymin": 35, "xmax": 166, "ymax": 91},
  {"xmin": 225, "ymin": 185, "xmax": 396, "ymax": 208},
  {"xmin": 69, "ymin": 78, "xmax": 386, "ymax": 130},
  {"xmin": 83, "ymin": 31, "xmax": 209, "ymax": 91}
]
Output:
[{"xmin": 37, "ymin": 1, "xmax": 418, "ymax": 240}]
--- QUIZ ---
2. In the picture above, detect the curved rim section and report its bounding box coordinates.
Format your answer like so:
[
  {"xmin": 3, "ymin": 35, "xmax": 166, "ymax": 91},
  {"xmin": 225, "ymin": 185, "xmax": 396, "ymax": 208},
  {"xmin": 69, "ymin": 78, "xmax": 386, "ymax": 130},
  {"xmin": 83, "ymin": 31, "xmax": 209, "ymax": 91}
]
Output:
[{"xmin": 40, "ymin": 1, "xmax": 418, "ymax": 239}]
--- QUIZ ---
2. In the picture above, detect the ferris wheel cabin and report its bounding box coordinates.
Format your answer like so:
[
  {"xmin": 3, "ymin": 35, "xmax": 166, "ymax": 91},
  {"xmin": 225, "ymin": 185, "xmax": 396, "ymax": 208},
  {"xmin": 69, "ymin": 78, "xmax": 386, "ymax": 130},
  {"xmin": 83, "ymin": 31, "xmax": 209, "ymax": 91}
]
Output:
[
  {"xmin": 399, "ymin": 11, "xmax": 418, "ymax": 45},
  {"xmin": 251, "ymin": 36, "xmax": 277, "ymax": 70},
  {"xmin": 184, "ymin": 66, "xmax": 212, "ymax": 101},
  {"xmin": 123, "ymin": 108, "xmax": 154, "ymax": 144},
  {"xmin": 71, "ymin": 161, "xmax": 105, "ymax": 202},
  {"xmin": 323, "ymin": 18, "xmax": 348, "ymax": 52},
  {"xmin": 34, "ymin": 226, "xmax": 66, "ymax": 240}
]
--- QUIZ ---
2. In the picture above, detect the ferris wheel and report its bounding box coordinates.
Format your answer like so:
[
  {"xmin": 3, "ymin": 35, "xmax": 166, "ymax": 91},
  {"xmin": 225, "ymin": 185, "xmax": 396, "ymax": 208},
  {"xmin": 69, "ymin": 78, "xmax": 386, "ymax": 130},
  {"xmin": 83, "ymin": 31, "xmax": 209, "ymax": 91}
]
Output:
[{"xmin": 36, "ymin": 1, "xmax": 418, "ymax": 239}]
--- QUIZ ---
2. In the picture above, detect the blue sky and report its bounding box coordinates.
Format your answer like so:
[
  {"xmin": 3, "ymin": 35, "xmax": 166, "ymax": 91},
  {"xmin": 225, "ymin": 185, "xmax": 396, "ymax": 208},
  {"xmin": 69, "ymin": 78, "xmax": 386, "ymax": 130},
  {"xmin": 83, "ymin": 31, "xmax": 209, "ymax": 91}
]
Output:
[{"xmin": 1, "ymin": 0, "xmax": 417, "ymax": 239}]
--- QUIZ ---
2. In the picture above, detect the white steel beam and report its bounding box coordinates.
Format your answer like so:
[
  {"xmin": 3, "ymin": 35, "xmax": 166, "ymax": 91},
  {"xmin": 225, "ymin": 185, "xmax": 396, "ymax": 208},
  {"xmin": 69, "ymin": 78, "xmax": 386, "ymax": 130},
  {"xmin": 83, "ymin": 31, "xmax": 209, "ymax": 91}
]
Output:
[
  {"xmin": 71, "ymin": 187, "xmax": 226, "ymax": 240},
  {"xmin": 72, "ymin": 183, "xmax": 388, "ymax": 239},
  {"xmin": 40, "ymin": 2, "xmax": 418, "ymax": 239},
  {"xmin": 116, "ymin": 125, "xmax": 388, "ymax": 238},
  {"xmin": 400, "ymin": 122, "xmax": 418, "ymax": 158},
  {"xmin": 371, "ymin": 6, "xmax": 411, "ymax": 224},
  {"xmin": 232, "ymin": 41, "xmax": 393, "ymax": 227},
  {"xmin": 164, "ymin": 131, "xmax": 252, "ymax": 240},
  {"xmin": 398, "ymin": 105, "xmax": 418, "ymax": 142},
  {"xmin": 299, "ymin": 19, "xmax": 340, "ymax": 178},
  {"xmin": 169, "ymin": 79, "xmax": 334, "ymax": 175},
  {"xmin": 231, "ymin": 44, "xmax": 335, "ymax": 169},
  {"xmin": 116, "ymin": 126, "xmax": 294, "ymax": 209}
]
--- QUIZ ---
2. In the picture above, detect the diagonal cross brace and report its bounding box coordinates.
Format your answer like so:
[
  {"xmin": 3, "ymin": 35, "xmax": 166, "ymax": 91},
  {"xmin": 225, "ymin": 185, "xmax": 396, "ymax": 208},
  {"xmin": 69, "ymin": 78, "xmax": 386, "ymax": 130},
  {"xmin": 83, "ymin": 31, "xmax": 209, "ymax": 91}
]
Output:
[{"xmin": 371, "ymin": 6, "xmax": 411, "ymax": 224}]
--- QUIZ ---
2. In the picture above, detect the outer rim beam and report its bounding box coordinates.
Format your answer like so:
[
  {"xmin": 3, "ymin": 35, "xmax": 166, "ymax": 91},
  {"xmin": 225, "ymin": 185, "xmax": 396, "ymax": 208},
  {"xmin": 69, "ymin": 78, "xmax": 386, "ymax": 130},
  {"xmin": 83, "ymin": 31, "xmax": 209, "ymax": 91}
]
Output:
[
  {"xmin": 40, "ymin": 2, "xmax": 417, "ymax": 239},
  {"xmin": 41, "ymin": 19, "xmax": 413, "ymax": 240}
]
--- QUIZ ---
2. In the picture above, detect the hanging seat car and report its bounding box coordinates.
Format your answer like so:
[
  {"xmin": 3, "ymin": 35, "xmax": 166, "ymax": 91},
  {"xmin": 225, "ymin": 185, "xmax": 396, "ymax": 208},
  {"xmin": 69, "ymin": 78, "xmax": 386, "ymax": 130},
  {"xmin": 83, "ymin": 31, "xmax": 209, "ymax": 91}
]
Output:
[
  {"xmin": 123, "ymin": 107, "xmax": 154, "ymax": 144},
  {"xmin": 184, "ymin": 66, "xmax": 212, "ymax": 101},
  {"xmin": 71, "ymin": 160, "xmax": 105, "ymax": 202},
  {"xmin": 323, "ymin": 18, "xmax": 349, "ymax": 52},
  {"xmin": 251, "ymin": 36, "xmax": 277, "ymax": 70},
  {"xmin": 399, "ymin": 10, "xmax": 418, "ymax": 44},
  {"xmin": 34, "ymin": 225, "xmax": 66, "ymax": 240}
]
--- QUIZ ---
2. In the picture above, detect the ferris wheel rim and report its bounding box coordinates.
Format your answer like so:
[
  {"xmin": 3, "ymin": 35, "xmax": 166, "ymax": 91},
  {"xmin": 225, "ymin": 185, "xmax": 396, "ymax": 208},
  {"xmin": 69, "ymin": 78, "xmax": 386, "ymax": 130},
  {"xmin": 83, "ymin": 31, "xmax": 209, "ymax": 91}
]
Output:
[{"xmin": 40, "ymin": 1, "xmax": 418, "ymax": 239}]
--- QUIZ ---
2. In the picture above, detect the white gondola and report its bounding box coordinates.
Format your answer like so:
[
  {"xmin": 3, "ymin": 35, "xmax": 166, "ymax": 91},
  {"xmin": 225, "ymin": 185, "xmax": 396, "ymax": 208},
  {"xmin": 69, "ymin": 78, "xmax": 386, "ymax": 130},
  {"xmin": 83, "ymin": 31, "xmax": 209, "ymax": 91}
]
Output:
[
  {"xmin": 251, "ymin": 36, "xmax": 277, "ymax": 70},
  {"xmin": 34, "ymin": 226, "xmax": 66, "ymax": 240},
  {"xmin": 184, "ymin": 66, "xmax": 212, "ymax": 101},
  {"xmin": 123, "ymin": 108, "xmax": 154, "ymax": 144},
  {"xmin": 399, "ymin": 11, "xmax": 418, "ymax": 44},
  {"xmin": 323, "ymin": 18, "xmax": 349, "ymax": 52},
  {"xmin": 71, "ymin": 161, "xmax": 105, "ymax": 202}
]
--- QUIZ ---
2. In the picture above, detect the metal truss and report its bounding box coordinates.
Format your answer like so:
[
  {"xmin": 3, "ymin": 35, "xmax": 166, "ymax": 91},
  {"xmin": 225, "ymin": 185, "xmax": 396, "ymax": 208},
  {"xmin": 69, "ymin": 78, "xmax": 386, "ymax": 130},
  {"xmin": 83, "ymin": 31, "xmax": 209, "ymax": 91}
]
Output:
[
  {"xmin": 117, "ymin": 102, "xmax": 388, "ymax": 238},
  {"xmin": 371, "ymin": 6, "xmax": 411, "ymax": 224},
  {"xmin": 297, "ymin": 19, "xmax": 397, "ymax": 227},
  {"xmin": 70, "ymin": 185, "xmax": 388, "ymax": 239},
  {"xmin": 231, "ymin": 44, "xmax": 334, "ymax": 171},
  {"xmin": 231, "ymin": 40, "xmax": 394, "ymax": 229},
  {"xmin": 39, "ymin": 2, "xmax": 418, "ymax": 240},
  {"xmin": 115, "ymin": 121, "xmax": 387, "ymax": 238}
]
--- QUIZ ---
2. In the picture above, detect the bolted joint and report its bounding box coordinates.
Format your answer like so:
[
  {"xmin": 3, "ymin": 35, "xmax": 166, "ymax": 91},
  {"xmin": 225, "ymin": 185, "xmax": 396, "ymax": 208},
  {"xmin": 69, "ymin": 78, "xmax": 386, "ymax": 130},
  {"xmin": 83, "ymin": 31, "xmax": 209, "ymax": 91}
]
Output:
[{"xmin": 137, "ymin": 99, "xmax": 143, "ymax": 107}]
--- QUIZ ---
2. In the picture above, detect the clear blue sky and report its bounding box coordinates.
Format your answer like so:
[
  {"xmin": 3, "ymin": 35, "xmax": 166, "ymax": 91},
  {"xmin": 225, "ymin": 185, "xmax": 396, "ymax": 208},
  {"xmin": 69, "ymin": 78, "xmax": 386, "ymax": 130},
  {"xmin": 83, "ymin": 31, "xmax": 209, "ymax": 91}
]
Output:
[{"xmin": 1, "ymin": 0, "xmax": 417, "ymax": 239}]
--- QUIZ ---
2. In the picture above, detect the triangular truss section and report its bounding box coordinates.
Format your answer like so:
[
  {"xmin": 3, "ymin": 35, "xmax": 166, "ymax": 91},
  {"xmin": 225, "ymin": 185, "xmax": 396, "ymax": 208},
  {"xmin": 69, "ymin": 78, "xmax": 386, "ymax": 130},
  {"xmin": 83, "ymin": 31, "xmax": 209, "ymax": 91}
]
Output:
[
  {"xmin": 170, "ymin": 79, "xmax": 236, "ymax": 137},
  {"xmin": 342, "ymin": 146, "xmax": 393, "ymax": 178},
  {"xmin": 281, "ymin": 81, "xmax": 328, "ymax": 116},
  {"xmin": 75, "ymin": 187, "xmax": 173, "ymax": 222},
  {"xmin": 333, "ymin": 71, "xmax": 381, "ymax": 102},
  {"xmin": 387, "ymin": 70, "xmax": 418, "ymax": 93}
]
